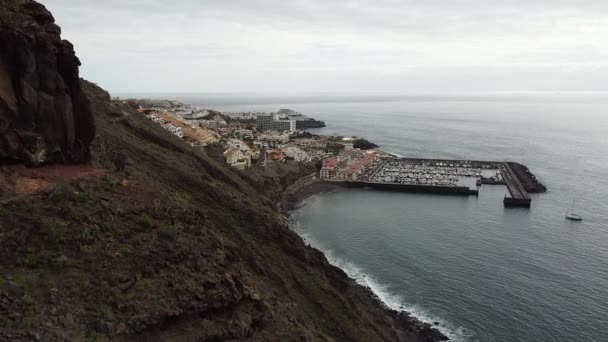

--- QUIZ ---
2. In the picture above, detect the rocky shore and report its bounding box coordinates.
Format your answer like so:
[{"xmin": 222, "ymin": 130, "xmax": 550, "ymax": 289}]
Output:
[
  {"xmin": 280, "ymin": 177, "xmax": 449, "ymax": 341},
  {"xmin": 353, "ymin": 138, "xmax": 380, "ymax": 150},
  {"xmin": 280, "ymin": 177, "xmax": 341, "ymax": 213}
]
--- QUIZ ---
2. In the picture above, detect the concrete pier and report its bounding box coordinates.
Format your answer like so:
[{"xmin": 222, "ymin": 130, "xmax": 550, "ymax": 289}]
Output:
[
  {"xmin": 499, "ymin": 162, "xmax": 531, "ymax": 208},
  {"xmin": 331, "ymin": 180, "xmax": 478, "ymax": 195}
]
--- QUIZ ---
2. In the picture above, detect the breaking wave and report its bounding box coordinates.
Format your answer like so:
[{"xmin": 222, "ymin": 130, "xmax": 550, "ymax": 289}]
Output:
[{"xmin": 289, "ymin": 219, "xmax": 470, "ymax": 342}]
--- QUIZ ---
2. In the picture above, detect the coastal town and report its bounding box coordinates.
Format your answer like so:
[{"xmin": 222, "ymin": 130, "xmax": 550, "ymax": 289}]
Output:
[
  {"xmin": 125, "ymin": 98, "xmax": 545, "ymax": 208},
  {"xmin": 126, "ymin": 98, "xmax": 381, "ymax": 172}
]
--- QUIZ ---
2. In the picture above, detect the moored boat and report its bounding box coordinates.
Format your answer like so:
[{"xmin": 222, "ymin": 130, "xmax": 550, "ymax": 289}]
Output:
[{"xmin": 565, "ymin": 200, "xmax": 583, "ymax": 221}]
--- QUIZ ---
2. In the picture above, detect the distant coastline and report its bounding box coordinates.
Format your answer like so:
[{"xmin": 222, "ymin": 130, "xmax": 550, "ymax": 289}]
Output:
[{"xmin": 114, "ymin": 91, "xmax": 608, "ymax": 109}]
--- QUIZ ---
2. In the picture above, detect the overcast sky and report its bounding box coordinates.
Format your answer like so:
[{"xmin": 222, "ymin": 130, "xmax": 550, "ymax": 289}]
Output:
[{"xmin": 42, "ymin": 0, "xmax": 608, "ymax": 93}]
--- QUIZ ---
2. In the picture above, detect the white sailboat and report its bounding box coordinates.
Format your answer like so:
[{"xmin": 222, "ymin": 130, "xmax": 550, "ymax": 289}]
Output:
[{"xmin": 565, "ymin": 200, "xmax": 583, "ymax": 221}]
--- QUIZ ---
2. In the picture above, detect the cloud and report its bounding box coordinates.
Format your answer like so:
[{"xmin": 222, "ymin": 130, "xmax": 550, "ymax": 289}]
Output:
[{"xmin": 41, "ymin": 0, "xmax": 608, "ymax": 92}]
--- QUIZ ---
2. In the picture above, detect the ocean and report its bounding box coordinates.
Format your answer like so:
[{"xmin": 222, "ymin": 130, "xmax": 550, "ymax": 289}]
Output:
[{"xmin": 132, "ymin": 92, "xmax": 608, "ymax": 341}]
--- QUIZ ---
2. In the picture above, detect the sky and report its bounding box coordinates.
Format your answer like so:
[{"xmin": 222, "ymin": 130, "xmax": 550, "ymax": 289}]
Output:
[{"xmin": 42, "ymin": 0, "xmax": 608, "ymax": 93}]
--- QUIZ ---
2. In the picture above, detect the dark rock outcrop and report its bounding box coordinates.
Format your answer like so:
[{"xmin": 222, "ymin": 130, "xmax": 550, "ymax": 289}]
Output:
[
  {"xmin": 353, "ymin": 138, "xmax": 379, "ymax": 150},
  {"xmin": 508, "ymin": 161, "xmax": 547, "ymax": 193},
  {"xmin": 0, "ymin": 0, "xmax": 94, "ymax": 165}
]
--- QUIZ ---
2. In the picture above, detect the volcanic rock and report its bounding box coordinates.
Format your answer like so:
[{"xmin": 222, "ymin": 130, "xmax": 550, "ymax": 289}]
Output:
[{"xmin": 0, "ymin": 0, "xmax": 95, "ymax": 165}]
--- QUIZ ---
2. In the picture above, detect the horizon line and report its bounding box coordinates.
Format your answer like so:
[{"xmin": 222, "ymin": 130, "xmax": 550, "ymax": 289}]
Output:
[{"xmin": 113, "ymin": 90, "xmax": 608, "ymax": 95}]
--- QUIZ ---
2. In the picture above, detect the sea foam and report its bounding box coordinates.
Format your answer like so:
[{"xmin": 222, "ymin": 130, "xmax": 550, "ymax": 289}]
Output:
[{"xmin": 290, "ymin": 219, "xmax": 470, "ymax": 342}]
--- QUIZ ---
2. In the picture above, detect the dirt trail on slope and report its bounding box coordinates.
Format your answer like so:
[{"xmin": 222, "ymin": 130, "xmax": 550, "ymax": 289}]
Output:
[{"xmin": 0, "ymin": 164, "xmax": 105, "ymax": 203}]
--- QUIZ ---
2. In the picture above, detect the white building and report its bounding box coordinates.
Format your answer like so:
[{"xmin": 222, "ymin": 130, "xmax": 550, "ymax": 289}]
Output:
[
  {"xmin": 257, "ymin": 132, "xmax": 290, "ymax": 144},
  {"xmin": 283, "ymin": 146, "xmax": 311, "ymax": 162},
  {"xmin": 237, "ymin": 129, "xmax": 254, "ymax": 139},
  {"xmin": 163, "ymin": 124, "xmax": 184, "ymax": 138},
  {"xmin": 256, "ymin": 113, "xmax": 273, "ymax": 131},
  {"xmin": 256, "ymin": 113, "xmax": 296, "ymax": 132},
  {"xmin": 272, "ymin": 118, "xmax": 296, "ymax": 133},
  {"xmin": 224, "ymin": 147, "xmax": 251, "ymax": 170}
]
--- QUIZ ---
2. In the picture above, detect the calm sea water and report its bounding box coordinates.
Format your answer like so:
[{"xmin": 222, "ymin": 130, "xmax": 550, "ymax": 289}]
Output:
[{"xmin": 141, "ymin": 93, "xmax": 608, "ymax": 341}]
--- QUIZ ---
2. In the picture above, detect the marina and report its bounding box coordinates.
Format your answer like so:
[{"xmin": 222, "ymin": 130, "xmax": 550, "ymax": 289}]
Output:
[{"xmin": 325, "ymin": 157, "xmax": 536, "ymax": 207}]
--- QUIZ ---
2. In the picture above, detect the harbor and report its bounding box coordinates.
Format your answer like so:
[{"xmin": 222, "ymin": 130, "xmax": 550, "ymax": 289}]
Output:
[
  {"xmin": 132, "ymin": 100, "xmax": 541, "ymax": 209},
  {"xmin": 323, "ymin": 156, "xmax": 539, "ymax": 208}
]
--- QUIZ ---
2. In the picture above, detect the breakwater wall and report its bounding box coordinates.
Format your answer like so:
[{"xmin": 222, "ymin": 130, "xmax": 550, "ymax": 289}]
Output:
[
  {"xmin": 499, "ymin": 162, "xmax": 532, "ymax": 208},
  {"xmin": 326, "ymin": 180, "xmax": 478, "ymax": 196},
  {"xmin": 507, "ymin": 162, "xmax": 546, "ymax": 193}
]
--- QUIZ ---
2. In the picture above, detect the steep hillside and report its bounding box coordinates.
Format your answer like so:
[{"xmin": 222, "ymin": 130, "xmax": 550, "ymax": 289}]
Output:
[
  {"xmin": 0, "ymin": 1, "xmax": 446, "ymax": 341},
  {"xmin": 0, "ymin": 79, "xmax": 446, "ymax": 341}
]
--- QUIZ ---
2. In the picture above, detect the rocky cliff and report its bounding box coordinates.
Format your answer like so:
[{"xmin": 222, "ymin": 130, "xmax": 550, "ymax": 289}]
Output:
[{"xmin": 0, "ymin": 0, "xmax": 95, "ymax": 165}]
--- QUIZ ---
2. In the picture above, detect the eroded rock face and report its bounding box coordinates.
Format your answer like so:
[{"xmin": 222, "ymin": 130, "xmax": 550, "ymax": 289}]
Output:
[{"xmin": 0, "ymin": 0, "xmax": 95, "ymax": 165}]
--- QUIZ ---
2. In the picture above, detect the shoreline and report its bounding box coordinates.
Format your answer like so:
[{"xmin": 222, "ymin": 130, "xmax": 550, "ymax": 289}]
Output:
[
  {"xmin": 280, "ymin": 177, "xmax": 450, "ymax": 341},
  {"xmin": 280, "ymin": 180, "xmax": 342, "ymax": 214}
]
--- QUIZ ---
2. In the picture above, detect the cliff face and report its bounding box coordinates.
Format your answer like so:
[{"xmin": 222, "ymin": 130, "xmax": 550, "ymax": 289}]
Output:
[{"xmin": 0, "ymin": 0, "xmax": 95, "ymax": 165}]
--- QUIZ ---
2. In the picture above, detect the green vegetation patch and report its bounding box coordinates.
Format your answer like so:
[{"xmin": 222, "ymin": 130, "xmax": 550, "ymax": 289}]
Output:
[
  {"xmin": 82, "ymin": 225, "xmax": 102, "ymax": 243},
  {"xmin": 49, "ymin": 182, "xmax": 98, "ymax": 204},
  {"xmin": 43, "ymin": 219, "xmax": 67, "ymax": 246},
  {"xmin": 139, "ymin": 214, "xmax": 155, "ymax": 229},
  {"xmin": 25, "ymin": 248, "xmax": 42, "ymax": 269}
]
